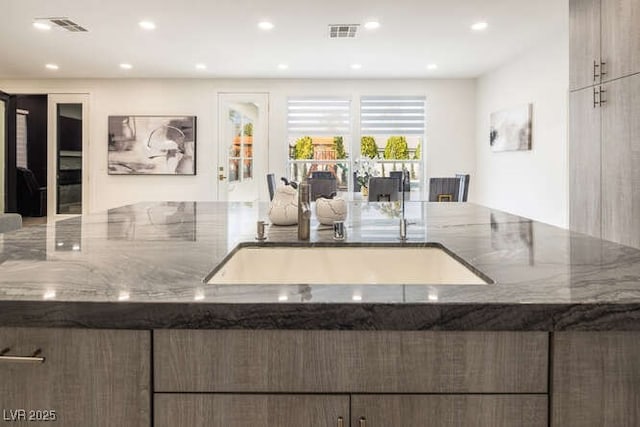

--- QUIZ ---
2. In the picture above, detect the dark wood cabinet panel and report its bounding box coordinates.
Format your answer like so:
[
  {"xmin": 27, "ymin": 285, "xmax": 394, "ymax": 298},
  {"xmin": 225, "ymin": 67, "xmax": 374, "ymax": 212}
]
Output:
[
  {"xmin": 154, "ymin": 330, "xmax": 548, "ymax": 393},
  {"xmin": 352, "ymin": 395, "xmax": 547, "ymax": 427},
  {"xmin": 0, "ymin": 328, "xmax": 150, "ymax": 427},
  {"xmin": 154, "ymin": 394, "xmax": 348, "ymax": 427},
  {"xmin": 553, "ymin": 332, "xmax": 640, "ymax": 427}
]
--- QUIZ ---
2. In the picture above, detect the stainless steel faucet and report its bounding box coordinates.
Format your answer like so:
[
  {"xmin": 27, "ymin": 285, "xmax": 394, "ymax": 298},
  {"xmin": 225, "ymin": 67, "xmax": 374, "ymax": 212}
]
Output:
[
  {"xmin": 399, "ymin": 169, "xmax": 409, "ymax": 241},
  {"xmin": 298, "ymin": 180, "xmax": 311, "ymax": 240}
]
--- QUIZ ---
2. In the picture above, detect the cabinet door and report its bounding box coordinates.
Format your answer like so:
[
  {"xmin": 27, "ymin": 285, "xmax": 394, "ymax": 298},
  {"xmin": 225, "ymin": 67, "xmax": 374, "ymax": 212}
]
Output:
[
  {"xmin": 352, "ymin": 395, "xmax": 547, "ymax": 427},
  {"xmin": 570, "ymin": 0, "xmax": 601, "ymax": 90},
  {"xmin": 0, "ymin": 328, "xmax": 150, "ymax": 427},
  {"xmin": 154, "ymin": 394, "xmax": 349, "ymax": 427},
  {"xmin": 553, "ymin": 332, "xmax": 640, "ymax": 427},
  {"xmin": 569, "ymin": 87, "xmax": 602, "ymax": 237},
  {"xmin": 601, "ymin": 0, "xmax": 640, "ymax": 81},
  {"xmin": 601, "ymin": 74, "xmax": 640, "ymax": 247}
]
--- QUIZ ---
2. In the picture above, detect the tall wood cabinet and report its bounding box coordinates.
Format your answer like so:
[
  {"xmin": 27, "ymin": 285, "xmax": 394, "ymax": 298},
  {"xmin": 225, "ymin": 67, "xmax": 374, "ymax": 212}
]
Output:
[{"xmin": 569, "ymin": 0, "xmax": 640, "ymax": 247}]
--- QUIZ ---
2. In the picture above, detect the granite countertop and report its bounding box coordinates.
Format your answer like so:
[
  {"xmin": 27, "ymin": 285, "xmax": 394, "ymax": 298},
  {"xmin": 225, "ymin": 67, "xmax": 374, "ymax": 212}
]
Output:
[{"xmin": 0, "ymin": 201, "xmax": 639, "ymax": 330}]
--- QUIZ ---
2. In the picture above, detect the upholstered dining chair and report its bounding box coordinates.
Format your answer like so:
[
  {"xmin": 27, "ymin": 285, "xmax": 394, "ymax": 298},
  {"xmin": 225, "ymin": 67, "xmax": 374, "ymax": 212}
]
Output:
[
  {"xmin": 428, "ymin": 177, "xmax": 461, "ymax": 202},
  {"xmin": 368, "ymin": 177, "xmax": 400, "ymax": 202},
  {"xmin": 266, "ymin": 173, "xmax": 276, "ymax": 201}
]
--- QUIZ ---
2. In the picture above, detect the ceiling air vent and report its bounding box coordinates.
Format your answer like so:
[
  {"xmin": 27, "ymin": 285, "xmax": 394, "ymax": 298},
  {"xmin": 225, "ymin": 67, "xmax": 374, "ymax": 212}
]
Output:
[
  {"xmin": 44, "ymin": 17, "xmax": 88, "ymax": 32},
  {"xmin": 328, "ymin": 24, "xmax": 359, "ymax": 38}
]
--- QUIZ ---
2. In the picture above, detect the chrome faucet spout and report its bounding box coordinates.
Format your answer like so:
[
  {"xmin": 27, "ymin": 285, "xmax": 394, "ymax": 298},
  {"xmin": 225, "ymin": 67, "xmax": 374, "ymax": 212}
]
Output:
[
  {"xmin": 399, "ymin": 169, "xmax": 409, "ymax": 241},
  {"xmin": 298, "ymin": 180, "xmax": 311, "ymax": 240}
]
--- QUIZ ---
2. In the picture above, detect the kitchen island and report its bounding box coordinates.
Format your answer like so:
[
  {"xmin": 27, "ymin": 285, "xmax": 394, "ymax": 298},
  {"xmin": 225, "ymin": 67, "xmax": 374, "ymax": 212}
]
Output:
[{"xmin": 0, "ymin": 201, "xmax": 638, "ymax": 427}]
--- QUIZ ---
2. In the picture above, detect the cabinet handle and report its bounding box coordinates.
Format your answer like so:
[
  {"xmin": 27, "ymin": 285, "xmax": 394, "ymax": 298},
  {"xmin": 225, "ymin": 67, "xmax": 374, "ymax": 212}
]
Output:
[
  {"xmin": 593, "ymin": 60, "xmax": 600, "ymax": 81},
  {"xmin": 359, "ymin": 417, "xmax": 367, "ymax": 427},
  {"xmin": 599, "ymin": 87, "xmax": 607, "ymax": 105},
  {"xmin": 593, "ymin": 86, "xmax": 600, "ymax": 108},
  {"xmin": 600, "ymin": 61, "xmax": 607, "ymax": 77},
  {"xmin": 337, "ymin": 416, "xmax": 344, "ymax": 427},
  {"xmin": 0, "ymin": 348, "xmax": 45, "ymax": 364}
]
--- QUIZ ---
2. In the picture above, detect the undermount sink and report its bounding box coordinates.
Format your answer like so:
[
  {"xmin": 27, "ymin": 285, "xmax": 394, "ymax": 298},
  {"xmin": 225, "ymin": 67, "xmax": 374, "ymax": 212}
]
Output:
[{"xmin": 206, "ymin": 244, "xmax": 492, "ymax": 286}]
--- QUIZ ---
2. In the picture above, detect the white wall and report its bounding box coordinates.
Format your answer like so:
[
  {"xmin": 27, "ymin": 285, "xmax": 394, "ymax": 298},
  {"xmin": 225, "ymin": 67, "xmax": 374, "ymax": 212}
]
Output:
[
  {"xmin": 475, "ymin": 30, "xmax": 569, "ymax": 227},
  {"xmin": 0, "ymin": 78, "xmax": 476, "ymax": 212}
]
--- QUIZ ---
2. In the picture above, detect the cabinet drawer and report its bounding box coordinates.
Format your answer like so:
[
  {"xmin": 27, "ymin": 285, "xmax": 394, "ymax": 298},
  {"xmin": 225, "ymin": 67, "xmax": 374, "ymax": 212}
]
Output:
[
  {"xmin": 154, "ymin": 330, "xmax": 547, "ymax": 393},
  {"xmin": 0, "ymin": 328, "xmax": 150, "ymax": 427},
  {"xmin": 155, "ymin": 394, "xmax": 349, "ymax": 427},
  {"xmin": 352, "ymin": 395, "xmax": 547, "ymax": 427}
]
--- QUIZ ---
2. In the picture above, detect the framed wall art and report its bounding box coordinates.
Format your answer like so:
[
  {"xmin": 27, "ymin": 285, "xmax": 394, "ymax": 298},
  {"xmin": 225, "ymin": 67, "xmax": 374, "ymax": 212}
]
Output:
[
  {"xmin": 489, "ymin": 104, "xmax": 532, "ymax": 152},
  {"xmin": 108, "ymin": 115, "xmax": 196, "ymax": 175}
]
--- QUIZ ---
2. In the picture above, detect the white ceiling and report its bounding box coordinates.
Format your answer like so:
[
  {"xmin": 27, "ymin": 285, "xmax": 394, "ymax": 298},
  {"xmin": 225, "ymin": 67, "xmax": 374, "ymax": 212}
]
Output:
[{"xmin": 0, "ymin": 0, "xmax": 567, "ymax": 79}]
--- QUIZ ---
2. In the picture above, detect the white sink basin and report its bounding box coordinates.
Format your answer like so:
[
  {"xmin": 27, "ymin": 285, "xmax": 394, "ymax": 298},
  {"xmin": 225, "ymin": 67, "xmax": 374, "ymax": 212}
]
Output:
[{"xmin": 207, "ymin": 245, "xmax": 491, "ymax": 285}]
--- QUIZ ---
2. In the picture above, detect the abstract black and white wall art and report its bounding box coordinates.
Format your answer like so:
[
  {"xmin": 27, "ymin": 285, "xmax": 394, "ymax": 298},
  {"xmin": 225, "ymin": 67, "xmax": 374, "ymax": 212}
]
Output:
[
  {"xmin": 108, "ymin": 115, "xmax": 196, "ymax": 175},
  {"xmin": 489, "ymin": 104, "xmax": 532, "ymax": 152}
]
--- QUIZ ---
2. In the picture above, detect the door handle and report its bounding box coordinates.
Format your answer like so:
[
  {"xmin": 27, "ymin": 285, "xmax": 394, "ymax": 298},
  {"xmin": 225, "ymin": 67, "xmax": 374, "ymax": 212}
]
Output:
[{"xmin": 219, "ymin": 174, "xmax": 227, "ymax": 181}]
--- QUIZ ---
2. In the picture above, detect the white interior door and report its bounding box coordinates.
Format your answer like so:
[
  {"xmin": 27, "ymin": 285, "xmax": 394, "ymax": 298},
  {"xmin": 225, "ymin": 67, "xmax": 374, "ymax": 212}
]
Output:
[
  {"xmin": 48, "ymin": 94, "xmax": 89, "ymax": 217},
  {"xmin": 217, "ymin": 93, "xmax": 269, "ymax": 202}
]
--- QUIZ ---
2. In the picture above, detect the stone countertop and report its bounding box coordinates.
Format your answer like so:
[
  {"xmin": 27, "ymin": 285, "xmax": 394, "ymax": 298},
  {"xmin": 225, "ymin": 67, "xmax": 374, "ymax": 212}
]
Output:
[{"xmin": 0, "ymin": 201, "xmax": 639, "ymax": 330}]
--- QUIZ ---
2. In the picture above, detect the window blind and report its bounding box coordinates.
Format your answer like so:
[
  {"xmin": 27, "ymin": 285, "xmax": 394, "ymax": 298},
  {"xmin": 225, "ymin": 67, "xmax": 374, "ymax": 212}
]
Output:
[
  {"xmin": 16, "ymin": 111, "xmax": 28, "ymax": 168},
  {"xmin": 287, "ymin": 97, "xmax": 350, "ymax": 135},
  {"xmin": 360, "ymin": 96, "xmax": 426, "ymax": 135}
]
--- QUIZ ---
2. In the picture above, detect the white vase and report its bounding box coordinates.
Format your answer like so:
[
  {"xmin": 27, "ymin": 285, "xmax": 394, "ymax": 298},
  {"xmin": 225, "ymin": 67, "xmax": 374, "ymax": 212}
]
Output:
[
  {"xmin": 315, "ymin": 197, "xmax": 347, "ymax": 225},
  {"xmin": 268, "ymin": 185, "xmax": 299, "ymax": 225}
]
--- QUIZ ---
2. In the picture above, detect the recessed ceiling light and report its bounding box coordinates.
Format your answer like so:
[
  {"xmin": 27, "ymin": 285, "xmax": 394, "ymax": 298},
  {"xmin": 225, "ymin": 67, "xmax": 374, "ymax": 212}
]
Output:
[
  {"xmin": 364, "ymin": 21, "xmax": 380, "ymax": 30},
  {"xmin": 258, "ymin": 21, "xmax": 274, "ymax": 30},
  {"xmin": 45, "ymin": 63, "xmax": 59, "ymax": 70},
  {"xmin": 278, "ymin": 63, "xmax": 289, "ymax": 70},
  {"xmin": 195, "ymin": 63, "xmax": 207, "ymax": 70},
  {"xmin": 120, "ymin": 63, "xmax": 133, "ymax": 70},
  {"xmin": 352, "ymin": 294, "xmax": 363, "ymax": 301},
  {"xmin": 118, "ymin": 291, "xmax": 130, "ymax": 301},
  {"xmin": 278, "ymin": 295, "xmax": 289, "ymax": 301},
  {"xmin": 351, "ymin": 63, "xmax": 362, "ymax": 70},
  {"xmin": 471, "ymin": 21, "xmax": 488, "ymax": 31},
  {"xmin": 33, "ymin": 21, "xmax": 51, "ymax": 31},
  {"xmin": 139, "ymin": 20, "xmax": 156, "ymax": 30},
  {"xmin": 426, "ymin": 64, "xmax": 438, "ymax": 70}
]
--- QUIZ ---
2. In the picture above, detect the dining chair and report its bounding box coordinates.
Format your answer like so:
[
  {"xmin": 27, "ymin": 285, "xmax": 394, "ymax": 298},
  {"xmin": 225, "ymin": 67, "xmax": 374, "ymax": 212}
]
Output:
[
  {"xmin": 455, "ymin": 173, "xmax": 470, "ymax": 202},
  {"xmin": 309, "ymin": 177, "xmax": 337, "ymax": 201},
  {"xmin": 266, "ymin": 173, "xmax": 276, "ymax": 201},
  {"xmin": 368, "ymin": 177, "xmax": 400, "ymax": 202},
  {"xmin": 429, "ymin": 177, "xmax": 461, "ymax": 202}
]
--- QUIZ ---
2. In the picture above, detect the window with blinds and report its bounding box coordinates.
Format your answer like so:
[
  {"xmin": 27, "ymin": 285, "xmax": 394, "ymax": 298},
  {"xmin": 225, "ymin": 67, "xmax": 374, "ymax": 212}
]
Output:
[
  {"xmin": 360, "ymin": 96, "xmax": 426, "ymax": 135},
  {"xmin": 286, "ymin": 97, "xmax": 351, "ymax": 190},
  {"xmin": 287, "ymin": 97, "xmax": 350, "ymax": 136},
  {"xmin": 16, "ymin": 110, "xmax": 28, "ymax": 168}
]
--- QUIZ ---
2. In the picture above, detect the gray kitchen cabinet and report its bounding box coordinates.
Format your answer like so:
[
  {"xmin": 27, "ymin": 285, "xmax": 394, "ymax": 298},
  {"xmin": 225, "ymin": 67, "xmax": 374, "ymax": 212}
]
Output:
[
  {"xmin": 552, "ymin": 332, "xmax": 640, "ymax": 427},
  {"xmin": 0, "ymin": 328, "xmax": 150, "ymax": 427},
  {"xmin": 601, "ymin": 0, "xmax": 640, "ymax": 82},
  {"xmin": 601, "ymin": 74, "xmax": 640, "ymax": 246},
  {"xmin": 154, "ymin": 394, "xmax": 349, "ymax": 427},
  {"xmin": 351, "ymin": 395, "xmax": 547, "ymax": 427},
  {"xmin": 569, "ymin": 86, "xmax": 602, "ymax": 237},
  {"xmin": 570, "ymin": 0, "xmax": 602, "ymax": 90},
  {"xmin": 570, "ymin": 0, "xmax": 640, "ymax": 90},
  {"xmin": 154, "ymin": 330, "xmax": 547, "ymax": 393}
]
